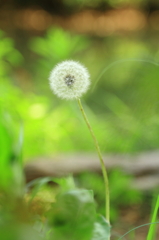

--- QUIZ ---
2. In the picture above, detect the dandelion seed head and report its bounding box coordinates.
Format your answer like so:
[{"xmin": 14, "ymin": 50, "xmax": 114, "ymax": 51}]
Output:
[{"xmin": 49, "ymin": 60, "xmax": 90, "ymax": 99}]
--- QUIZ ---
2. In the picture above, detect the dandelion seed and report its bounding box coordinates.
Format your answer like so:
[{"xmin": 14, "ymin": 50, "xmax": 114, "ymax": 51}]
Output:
[{"xmin": 49, "ymin": 60, "xmax": 90, "ymax": 99}]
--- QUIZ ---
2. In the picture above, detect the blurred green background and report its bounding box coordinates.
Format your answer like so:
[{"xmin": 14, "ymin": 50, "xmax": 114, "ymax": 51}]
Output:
[
  {"xmin": 1, "ymin": 0, "xmax": 159, "ymax": 158},
  {"xmin": 0, "ymin": 0, "xmax": 159, "ymax": 237}
]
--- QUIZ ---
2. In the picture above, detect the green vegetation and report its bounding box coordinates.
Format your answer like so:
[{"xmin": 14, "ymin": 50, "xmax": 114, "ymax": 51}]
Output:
[
  {"xmin": 2, "ymin": 29, "xmax": 159, "ymax": 157},
  {"xmin": 0, "ymin": 28, "xmax": 159, "ymax": 239}
]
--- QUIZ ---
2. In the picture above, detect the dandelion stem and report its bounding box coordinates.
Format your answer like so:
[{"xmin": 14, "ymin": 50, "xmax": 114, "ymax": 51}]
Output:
[{"xmin": 77, "ymin": 98, "xmax": 110, "ymax": 225}]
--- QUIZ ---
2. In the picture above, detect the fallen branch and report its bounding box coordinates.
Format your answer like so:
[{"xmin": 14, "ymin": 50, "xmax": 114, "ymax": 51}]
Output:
[{"xmin": 24, "ymin": 151, "xmax": 159, "ymax": 190}]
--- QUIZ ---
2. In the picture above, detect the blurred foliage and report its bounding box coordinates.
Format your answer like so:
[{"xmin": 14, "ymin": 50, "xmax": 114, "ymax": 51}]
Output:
[
  {"xmin": 0, "ymin": 107, "xmax": 24, "ymax": 193},
  {"xmin": 2, "ymin": 0, "xmax": 151, "ymax": 14},
  {"xmin": 78, "ymin": 170, "xmax": 142, "ymax": 221},
  {"xmin": 29, "ymin": 28, "xmax": 90, "ymax": 92},
  {"xmin": 0, "ymin": 27, "xmax": 159, "ymax": 239},
  {"xmin": 63, "ymin": 0, "xmax": 146, "ymax": 8},
  {"xmin": 28, "ymin": 28, "xmax": 159, "ymax": 155},
  {"xmin": 1, "ymin": 27, "xmax": 159, "ymax": 158}
]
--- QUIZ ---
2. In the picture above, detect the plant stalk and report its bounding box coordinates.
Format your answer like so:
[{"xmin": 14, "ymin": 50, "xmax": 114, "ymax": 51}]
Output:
[{"xmin": 77, "ymin": 98, "xmax": 110, "ymax": 225}]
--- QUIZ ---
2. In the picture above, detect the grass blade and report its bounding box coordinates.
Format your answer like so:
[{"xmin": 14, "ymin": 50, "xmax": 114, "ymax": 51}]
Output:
[
  {"xmin": 146, "ymin": 195, "xmax": 159, "ymax": 240},
  {"xmin": 117, "ymin": 222, "xmax": 159, "ymax": 240}
]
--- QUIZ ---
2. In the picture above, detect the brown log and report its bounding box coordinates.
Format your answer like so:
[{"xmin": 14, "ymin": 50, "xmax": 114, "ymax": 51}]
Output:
[{"xmin": 24, "ymin": 151, "xmax": 159, "ymax": 190}]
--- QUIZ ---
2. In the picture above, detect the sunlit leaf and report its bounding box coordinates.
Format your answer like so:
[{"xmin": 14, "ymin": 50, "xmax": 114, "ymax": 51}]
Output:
[{"xmin": 92, "ymin": 215, "xmax": 111, "ymax": 240}]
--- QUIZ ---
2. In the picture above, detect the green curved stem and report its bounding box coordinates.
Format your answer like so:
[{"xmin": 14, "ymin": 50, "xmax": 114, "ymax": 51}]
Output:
[{"xmin": 77, "ymin": 98, "xmax": 110, "ymax": 225}]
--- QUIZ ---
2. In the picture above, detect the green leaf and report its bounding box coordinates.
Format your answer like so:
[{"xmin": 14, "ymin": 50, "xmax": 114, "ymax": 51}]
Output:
[
  {"xmin": 52, "ymin": 175, "xmax": 76, "ymax": 191},
  {"xmin": 26, "ymin": 177, "xmax": 54, "ymax": 203},
  {"xmin": 0, "ymin": 111, "xmax": 13, "ymax": 189},
  {"xmin": 50, "ymin": 189, "xmax": 96, "ymax": 240},
  {"xmin": 146, "ymin": 195, "xmax": 159, "ymax": 240},
  {"xmin": 26, "ymin": 176, "xmax": 75, "ymax": 204},
  {"xmin": 92, "ymin": 215, "xmax": 111, "ymax": 240}
]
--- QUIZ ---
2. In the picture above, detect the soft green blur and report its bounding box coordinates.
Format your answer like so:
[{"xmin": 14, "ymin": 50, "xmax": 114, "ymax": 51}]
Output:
[
  {"xmin": 1, "ymin": 28, "xmax": 159, "ymax": 159},
  {"xmin": 0, "ymin": 22, "xmax": 159, "ymax": 239}
]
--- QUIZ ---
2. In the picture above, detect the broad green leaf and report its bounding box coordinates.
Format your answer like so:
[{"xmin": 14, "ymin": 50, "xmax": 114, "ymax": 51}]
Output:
[
  {"xmin": 92, "ymin": 215, "xmax": 111, "ymax": 240},
  {"xmin": 50, "ymin": 189, "xmax": 96, "ymax": 240}
]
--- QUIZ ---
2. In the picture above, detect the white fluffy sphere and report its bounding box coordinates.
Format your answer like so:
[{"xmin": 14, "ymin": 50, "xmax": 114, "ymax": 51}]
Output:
[{"xmin": 49, "ymin": 60, "xmax": 90, "ymax": 100}]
